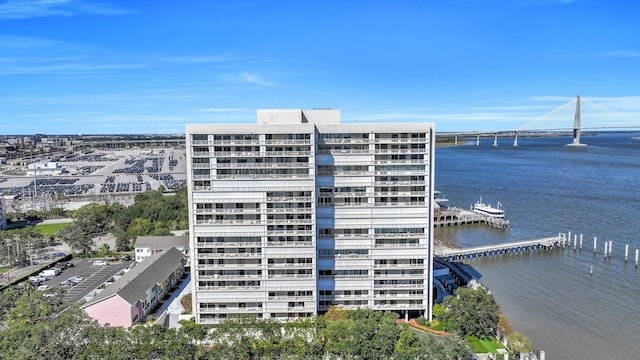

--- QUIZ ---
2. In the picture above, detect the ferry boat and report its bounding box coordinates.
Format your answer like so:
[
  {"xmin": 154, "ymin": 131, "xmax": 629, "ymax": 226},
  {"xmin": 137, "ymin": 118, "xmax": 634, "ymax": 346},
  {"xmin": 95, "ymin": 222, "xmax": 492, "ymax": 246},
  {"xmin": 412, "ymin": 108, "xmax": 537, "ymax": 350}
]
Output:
[
  {"xmin": 434, "ymin": 190, "xmax": 449, "ymax": 208},
  {"xmin": 472, "ymin": 198, "xmax": 505, "ymax": 218}
]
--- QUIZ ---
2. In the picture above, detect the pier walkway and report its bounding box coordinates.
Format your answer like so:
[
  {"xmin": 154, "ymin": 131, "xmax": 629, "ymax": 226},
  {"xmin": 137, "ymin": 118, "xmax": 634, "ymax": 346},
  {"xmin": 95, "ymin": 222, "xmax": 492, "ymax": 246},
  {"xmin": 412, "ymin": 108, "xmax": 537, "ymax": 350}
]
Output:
[{"xmin": 435, "ymin": 234, "xmax": 565, "ymax": 261}]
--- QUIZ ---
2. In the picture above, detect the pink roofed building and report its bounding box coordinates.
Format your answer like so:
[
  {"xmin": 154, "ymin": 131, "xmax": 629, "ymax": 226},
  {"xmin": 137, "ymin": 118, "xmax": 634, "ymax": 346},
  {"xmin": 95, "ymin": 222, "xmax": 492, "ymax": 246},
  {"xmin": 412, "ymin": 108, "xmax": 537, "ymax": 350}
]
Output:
[{"xmin": 82, "ymin": 247, "xmax": 187, "ymax": 327}]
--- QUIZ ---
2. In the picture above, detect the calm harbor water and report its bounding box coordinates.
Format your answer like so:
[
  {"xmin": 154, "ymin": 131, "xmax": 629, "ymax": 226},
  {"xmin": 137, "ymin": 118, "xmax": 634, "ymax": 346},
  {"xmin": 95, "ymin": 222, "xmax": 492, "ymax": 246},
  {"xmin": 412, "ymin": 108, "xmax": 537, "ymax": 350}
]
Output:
[{"xmin": 435, "ymin": 132, "xmax": 640, "ymax": 360}]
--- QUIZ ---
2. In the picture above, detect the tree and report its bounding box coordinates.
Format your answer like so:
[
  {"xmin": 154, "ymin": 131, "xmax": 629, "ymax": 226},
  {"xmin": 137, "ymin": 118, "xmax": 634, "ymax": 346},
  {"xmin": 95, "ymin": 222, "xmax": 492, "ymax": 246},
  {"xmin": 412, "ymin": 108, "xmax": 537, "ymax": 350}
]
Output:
[
  {"xmin": 178, "ymin": 317, "xmax": 208, "ymax": 343},
  {"xmin": 0, "ymin": 286, "xmax": 22, "ymax": 320},
  {"xmin": 115, "ymin": 236, "xmax": 131, "ymax": 252},
  {"xmin": 96, "ymin": 243, "xmax": 111, "ymax": 258},
  {"xmin": 394, "ymin": 326, "xmax": 474, "ymax": 360},
  {"xmin": 507, "ymin": 332, "xmax": 533, "ymax": 353},
  {"xmin": 439, "ymin": 287, "xmax": 500, "ymax": 339},
  {"xmin": 322, "ymin": 308, "xmax": 401, "ymax": 360},
  {"xmin": 180, "ymin": 293, "xmax": 192, "ymax": 314},
  {"xmin": 323, "ymin": 306, "xmax": 347, "ymax": 322},
  {"xmin": 208, "ymin": 315, "xmax": 285, "ymax": 360},
  {"xmin": 394, "ymin": 327, "xmax": 423, "ymax": 360},
  {"xmin": 55, "ymin": 203, "xmax": 113, "ymax": 255},
  {"xmin": 432, "ymin": 302, "xmax": 446, "ymax": 320},
  {"xmin": 497, "ymin": 312, "xmax": 514, "ymax": 337},
  {"xmin": 280, "ymin": 317, "xmax": 325, "ymax": 359},
  {"xmin": 126, "ymin": 218, "xmax": 153, "ymax": 239},
  {"xmin": 56, "ymin": 222, "xmax": 94, "ymax": 255}
]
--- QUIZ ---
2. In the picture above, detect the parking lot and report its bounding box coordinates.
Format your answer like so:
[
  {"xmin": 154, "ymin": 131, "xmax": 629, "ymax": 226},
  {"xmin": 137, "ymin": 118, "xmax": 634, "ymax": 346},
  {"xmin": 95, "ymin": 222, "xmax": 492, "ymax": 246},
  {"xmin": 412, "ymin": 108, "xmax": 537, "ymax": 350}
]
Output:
[{"xmin": 36, "ymin": 257, "xmax": 135, "ymax": 304}]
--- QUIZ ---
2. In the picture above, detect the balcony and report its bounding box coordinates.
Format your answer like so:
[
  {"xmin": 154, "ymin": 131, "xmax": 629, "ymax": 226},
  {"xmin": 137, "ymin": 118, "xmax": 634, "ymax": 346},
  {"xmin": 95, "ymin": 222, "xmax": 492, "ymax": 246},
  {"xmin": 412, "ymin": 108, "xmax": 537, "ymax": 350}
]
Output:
[
  {"xmin": 198, "ymin": 274, "xmax": 262, "ymax": 280},
  {"xmin": 267, "ymin": 262, "xmax": 313, "ymax": 268},
  {"xmin": 196, "ymin": 262, "xmax": 262, "ymax": 269},
  {"xmin": 266, "ymin": 241, "xmax": 313, "ymax": 247},
  {"xmin": 213, "ymin": 162, "xmax": 311, "ymax": 169},
  {"xmin": 267, "ymin": 274, "xmax": 314, "ymax": 279},
  {"xmin": 194, "ymin": 219, "xmax": 262, "ymax": 225},
  {"xmin": 196, "ymin": 241, "xmax": 262, "ymax": 247},
  {"xmin": 195, "ymin": 208, "xmax": 260, "ymax": 214},
  {"xmin": 263, "ymin": 139, "xmax": 312, "ymax": 145},
  {"xmin": 210, "ymin": 140, "xmax": 260, "ymax": 145},
  {"xmin": 197, "ymin": 252, "xmax": 262, "ymax": 258},
  {"xmin": 191, "ymin": 151, "xmax": 210, "ymax": 157},
  {"xmin": 373, "ymin": 273, "xmax": 424, "ymax": 279},
  {"xmin": 373, "ymin": 283, "xmax": 424, "ymax": 289}
]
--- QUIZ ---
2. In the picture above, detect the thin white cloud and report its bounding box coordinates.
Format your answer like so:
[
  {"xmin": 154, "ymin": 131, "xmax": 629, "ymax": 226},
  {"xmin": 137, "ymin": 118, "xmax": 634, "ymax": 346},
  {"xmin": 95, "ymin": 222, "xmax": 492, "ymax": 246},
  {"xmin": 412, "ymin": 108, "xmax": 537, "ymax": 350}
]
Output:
[
  {"xmin": 239, "ymin": 72, "xmax": 278, "ymax": 87},
  {"xmin": 0, "ymin": 60, "xmax": 146, "ymax": 75},
  {"xmin": 592, "ymin": 50, "xmax": 640, "ymax": 57},
  {"xmin": 0, "ymin": 0, "xmax": 131, "ymax": 20},
  {"xmin": 190, "ymin": 108, "xmax": 248, "ymax": 113},
  {"xmin": 470, "ymin": 104, "xmax": 557, "ymax": 111},
  {"xmin": 159, "ymin": 54, "xmax": 239, "ymax": 64},
  {"xmin": 459, "ymin": 0, "xmax": 584, "ymax": 7},
  {"xmin": 0, "ymin": 35, "xmax": 65, "ymax": 49}
]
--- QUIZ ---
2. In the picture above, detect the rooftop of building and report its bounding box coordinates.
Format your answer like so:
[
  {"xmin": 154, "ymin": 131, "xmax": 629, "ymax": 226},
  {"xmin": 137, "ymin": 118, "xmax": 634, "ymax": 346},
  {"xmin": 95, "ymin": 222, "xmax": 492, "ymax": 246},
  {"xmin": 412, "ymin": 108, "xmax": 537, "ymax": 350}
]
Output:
[{"xmin": 135, "ymin": 235, "xmax": 189, "ymax": 249}]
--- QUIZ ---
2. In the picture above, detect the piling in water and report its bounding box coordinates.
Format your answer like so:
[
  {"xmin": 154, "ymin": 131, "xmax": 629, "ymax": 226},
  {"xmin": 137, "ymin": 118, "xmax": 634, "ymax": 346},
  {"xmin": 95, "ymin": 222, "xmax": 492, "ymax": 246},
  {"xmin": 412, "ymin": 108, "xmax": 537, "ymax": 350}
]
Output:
[
  {"xmin": 579, "ymin": 234, "xmax": 583, "ymax": 251},
  {"xmin": 625, "ymin": 244, "xmax": 629, "ymax": 262}
]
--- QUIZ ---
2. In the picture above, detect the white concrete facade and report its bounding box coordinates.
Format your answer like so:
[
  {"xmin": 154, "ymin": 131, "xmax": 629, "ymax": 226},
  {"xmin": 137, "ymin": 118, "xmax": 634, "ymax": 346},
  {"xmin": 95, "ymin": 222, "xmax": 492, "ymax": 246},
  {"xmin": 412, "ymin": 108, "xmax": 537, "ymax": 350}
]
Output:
[{"xmin": 186, "ymin": 109, "xmax": 435, "ymax": 326}]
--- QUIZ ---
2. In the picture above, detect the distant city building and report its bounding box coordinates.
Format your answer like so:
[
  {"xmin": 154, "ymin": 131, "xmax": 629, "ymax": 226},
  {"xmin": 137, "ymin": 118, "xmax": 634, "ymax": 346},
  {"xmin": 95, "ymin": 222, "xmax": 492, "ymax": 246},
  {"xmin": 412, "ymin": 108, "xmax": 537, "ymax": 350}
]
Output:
[
  {"xmin": 26, "ymin": 160, "xmax": 64, "ymax": 176},
  {"xmin": 82, "ymin": 248, "xmax": 187, "ymax": 327},
  {"xmin": 186, "ymin": 109, "xmax": 435, "ymax": 326},
  {"xmin": 134, "ymin": 235, "xmax": 189, "ymax": 262}
]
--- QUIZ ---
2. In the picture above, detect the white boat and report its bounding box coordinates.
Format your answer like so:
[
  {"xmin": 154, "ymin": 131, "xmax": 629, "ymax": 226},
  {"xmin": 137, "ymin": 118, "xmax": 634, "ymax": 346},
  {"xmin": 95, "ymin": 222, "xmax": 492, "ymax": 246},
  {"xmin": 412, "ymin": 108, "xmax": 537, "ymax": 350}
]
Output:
[
  {"xmin": 472, "ymin": 198, "xmax": 505, "ymax": 218},
  {"xmin": 434, "ymin": 190, "xmax": 449, "ymax": 208}
]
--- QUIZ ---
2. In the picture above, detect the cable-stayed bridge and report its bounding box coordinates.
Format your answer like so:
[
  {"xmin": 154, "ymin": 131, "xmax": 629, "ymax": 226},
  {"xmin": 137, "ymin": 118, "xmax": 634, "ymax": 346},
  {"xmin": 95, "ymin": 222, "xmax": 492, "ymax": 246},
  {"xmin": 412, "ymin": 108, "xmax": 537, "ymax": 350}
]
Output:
[{"xmin": 441, "ymin": 96, "xmax": 640, "ymax": 146}]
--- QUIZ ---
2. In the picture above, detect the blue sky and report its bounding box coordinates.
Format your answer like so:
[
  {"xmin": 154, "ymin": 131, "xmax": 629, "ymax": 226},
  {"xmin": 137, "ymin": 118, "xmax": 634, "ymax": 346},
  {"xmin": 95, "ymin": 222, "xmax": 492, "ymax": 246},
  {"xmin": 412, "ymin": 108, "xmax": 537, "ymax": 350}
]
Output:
[{"xmin": 1, "ymin": 0, "xmax": 639, "ymax": 135}]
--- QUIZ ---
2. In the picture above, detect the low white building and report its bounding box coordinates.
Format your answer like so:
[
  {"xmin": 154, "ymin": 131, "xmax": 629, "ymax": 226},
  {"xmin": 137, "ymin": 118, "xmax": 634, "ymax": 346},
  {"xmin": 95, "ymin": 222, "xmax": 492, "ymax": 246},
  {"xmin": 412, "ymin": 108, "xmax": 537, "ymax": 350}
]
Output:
[
  {"xmin": 26, "ymin": 160, "xmax": 64, "ymax": 176},
  {"xmin": 134, "ymin": 235, "xmax": 189, "ymax": 262}
]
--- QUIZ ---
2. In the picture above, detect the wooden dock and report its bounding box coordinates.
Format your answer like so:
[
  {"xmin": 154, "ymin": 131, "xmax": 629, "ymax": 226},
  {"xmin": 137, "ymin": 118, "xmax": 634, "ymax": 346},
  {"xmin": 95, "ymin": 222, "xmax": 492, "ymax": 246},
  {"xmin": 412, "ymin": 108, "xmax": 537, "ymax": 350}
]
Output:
[{"xmin": 436, "ymin": 234, "xmax": 566, "ymax": 261}]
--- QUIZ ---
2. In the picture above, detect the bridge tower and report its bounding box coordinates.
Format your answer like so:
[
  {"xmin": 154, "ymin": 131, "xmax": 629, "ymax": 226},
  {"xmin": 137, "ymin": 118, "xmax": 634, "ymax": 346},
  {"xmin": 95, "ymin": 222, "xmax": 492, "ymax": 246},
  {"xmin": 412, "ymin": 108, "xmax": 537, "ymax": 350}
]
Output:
[{"xmin": 567, "ymin": 95, "xmax": 587, "ymax": 147}]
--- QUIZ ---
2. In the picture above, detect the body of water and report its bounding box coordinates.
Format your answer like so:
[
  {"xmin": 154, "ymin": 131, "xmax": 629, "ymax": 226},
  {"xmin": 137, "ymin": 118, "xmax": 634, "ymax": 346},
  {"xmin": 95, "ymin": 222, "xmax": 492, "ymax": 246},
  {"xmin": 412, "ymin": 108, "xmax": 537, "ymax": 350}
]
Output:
[{"xmin": 435, "ymin": 132, "xmax": 640, "ymax": 359}]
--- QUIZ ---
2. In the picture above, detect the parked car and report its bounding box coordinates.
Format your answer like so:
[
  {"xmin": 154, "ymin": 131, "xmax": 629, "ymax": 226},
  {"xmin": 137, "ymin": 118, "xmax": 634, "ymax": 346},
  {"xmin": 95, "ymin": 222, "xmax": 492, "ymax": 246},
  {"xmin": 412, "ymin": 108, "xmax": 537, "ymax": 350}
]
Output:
[
  {"xmin": 92, "ymin": 260, "xmax": 108, "ymax": 266},
  {"xmin": 60, "ymin": 280, "xmax": 75, "ymax": 287},
  {"xmin": 123, "ymin": 255, "xmax": 132, "ymax": 261},
  {"xmin": 68, "ymin": 276, "xmax": 84, "ymax": 284},
  {"xmin": 37, "ymin": 285, "xmax": 51, "ymax": 291},
  {"xmin": 31, "ymin": 275, "xmax": 49, "ymax": 282},
  {"xmin": 40, "ymin": 269, "xmax": 60, "ymax": 277}
]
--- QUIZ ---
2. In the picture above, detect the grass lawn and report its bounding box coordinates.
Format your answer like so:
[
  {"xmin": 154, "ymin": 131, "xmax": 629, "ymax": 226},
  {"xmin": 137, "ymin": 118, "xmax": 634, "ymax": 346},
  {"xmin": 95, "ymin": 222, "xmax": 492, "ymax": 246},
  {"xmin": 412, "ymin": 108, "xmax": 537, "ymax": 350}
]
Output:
[
  {"xmin": 466, "ymin": 335, "xmax": 508, "ymax": 355},
  {"xmin": 479, "ymin": 338, "xmax": 506, "ymax": 353},
  {"xmin": 35, "ymin": 222, "xmax": 70, "ymax": 235}
]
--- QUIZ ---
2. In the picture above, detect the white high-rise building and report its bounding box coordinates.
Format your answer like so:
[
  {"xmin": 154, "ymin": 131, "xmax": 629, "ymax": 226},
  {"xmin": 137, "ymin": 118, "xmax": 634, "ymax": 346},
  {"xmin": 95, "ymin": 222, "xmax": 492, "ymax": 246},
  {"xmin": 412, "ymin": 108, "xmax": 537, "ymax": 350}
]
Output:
[{"xmin": 186, "ymin": 109, "xmax": 435, "ymax": 326}]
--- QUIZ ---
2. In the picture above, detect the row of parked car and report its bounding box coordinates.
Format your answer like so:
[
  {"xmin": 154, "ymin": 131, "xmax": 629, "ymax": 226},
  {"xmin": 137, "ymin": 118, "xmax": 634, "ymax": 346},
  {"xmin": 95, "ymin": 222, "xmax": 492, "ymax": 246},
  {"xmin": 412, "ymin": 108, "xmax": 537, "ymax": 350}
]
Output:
[
  {"xmin": 60, "ymin": 275, "xmax": 84, "ymax": 288},
  {"xmin": 29, "ymin": 261, "xmax": 74, "ymax": 289}
]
